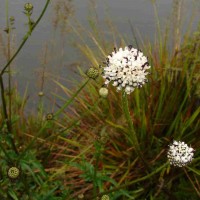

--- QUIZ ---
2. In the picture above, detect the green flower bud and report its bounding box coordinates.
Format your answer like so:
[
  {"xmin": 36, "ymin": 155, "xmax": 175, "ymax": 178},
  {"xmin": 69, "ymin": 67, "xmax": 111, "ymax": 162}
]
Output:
[
  {"xmin": 24, "ymin": 3, "xmax": 33, "ymax": 13},
  {"xmin": 101, "ymin": 195, "xmax": 109, "ymax": 200},
  {"xmin": 86, "ymin": 67, "xmax": 99, "ymax": 79},
  {"xmin": 100, "ymin": 131, "xmax": 108, "ymax": 144},
  {"xmin": 46, "ymin": 113, "xmax": 54, "ymax": 120},
  {"xmin": 7, "ymin": 167, "xmax": 20, "ymax": 179},
  {"xmin": 9, "ymin": 16, "xmax": 15, "ymax": 22},
  {"xmin": 99, "ymin": 87, "xmax": 108, "ymax": 98},
  {"xmin": 78, "ymin": 194, "xmax": 84, "ymax": 199},
  {"xmin": 38, "ymin": 91, "xmax": 44, "ymax": 97}
]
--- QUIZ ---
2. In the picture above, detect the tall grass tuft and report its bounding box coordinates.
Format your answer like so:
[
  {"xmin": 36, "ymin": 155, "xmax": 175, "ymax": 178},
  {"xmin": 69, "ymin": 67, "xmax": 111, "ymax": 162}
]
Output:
[{"xmin": 49, "ymin": 1, "xmax": 199, "ymax": 199}]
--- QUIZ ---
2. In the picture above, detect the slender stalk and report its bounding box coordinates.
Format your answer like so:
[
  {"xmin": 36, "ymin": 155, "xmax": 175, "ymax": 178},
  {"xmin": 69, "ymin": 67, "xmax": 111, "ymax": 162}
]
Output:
[
  {"xmin": 0, "ymin": 75, "xmax": 11, "ymax": 132},
  {"xmin": 152, "ymin": 1, "xmax": 163, "ymax": 57},
  {"xmin": 0, "ymin": 0, "xmax": 51, "ymax": 76},
  {"xmin": 121, "ymin": 91, "xmax": 140, "ymax": 153},
  {"xmin": 18, "ymin": 79, "xmax": 89, "ymax": 162},
  {"xmin": 57, "ymin": 98, "xmax": 101, "ymax": 134},
  {"xmin": 93, "ymin": 141, "xmax": 102, "ymax": 197},
  {"xmin": 173, "ymin": 0, "xmax": 183, "ymax": 52},
  {"xmin": 0, "ymin": 76, "xmax": 18, "ymax": 154},
  {"xmin": 55, "ymin": 79, "xmax": 90, "ymax": 116},
  {"xmin": 122, "ymin": 91, "xmax": 151, "ymax": 172},
  {"xmin": 6, "ymin": 0, "xmax": 12, "ymax": 125},
  {"xmin": 3, "ymin": 0, "xmax": 16, "ymax": 153},
  {"xmin": 0, "ymin": 0, "xmax": 51, "ymax": 154},
  {"xmin": 184, "ymin": 167, "xmax": 200, "ymax": 198}
]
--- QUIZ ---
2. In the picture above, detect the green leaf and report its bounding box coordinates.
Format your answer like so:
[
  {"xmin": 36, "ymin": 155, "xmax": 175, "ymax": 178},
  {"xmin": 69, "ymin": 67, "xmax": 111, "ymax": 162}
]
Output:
[
  {"xmin": 8, "ymin": 188, "xmax": 19, "ymax": 200},
  {"xmin": 187, "ymin": 166, "xmax": 200, "ymax": 175}
]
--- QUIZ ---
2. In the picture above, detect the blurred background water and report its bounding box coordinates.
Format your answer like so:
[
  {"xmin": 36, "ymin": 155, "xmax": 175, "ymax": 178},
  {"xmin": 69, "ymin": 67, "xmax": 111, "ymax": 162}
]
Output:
[{"xmin": 0, "ymin": 0, "xmax": 200, "ymax": 112}]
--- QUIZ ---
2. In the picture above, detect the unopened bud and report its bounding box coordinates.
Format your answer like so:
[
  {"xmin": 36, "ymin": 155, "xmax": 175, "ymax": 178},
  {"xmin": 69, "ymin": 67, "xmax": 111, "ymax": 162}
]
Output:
[
  {"xmin": 101, "ymin": 195, "xmax": 109, "ymax": 200},
  {"xmin": 86, "ymin": 67, "xmax": 99, "ymax": 79},
  {"xmin": 46, "ymin": 113, "xmax": 54, "ymax": 121},
  {"xmin": 38, "ymin": 91, "xmax": 44, "ymax": 97},
  {"xmin": 24, "ymin": 3, "xmax": 33, "ymax": 13},
  {"xmin": 99, "ymin": 87, "xmax": 108, "ymax": 98},
  {"xmin": 7, "ymin": 166, "xmax": 20, "ymax": 179}
]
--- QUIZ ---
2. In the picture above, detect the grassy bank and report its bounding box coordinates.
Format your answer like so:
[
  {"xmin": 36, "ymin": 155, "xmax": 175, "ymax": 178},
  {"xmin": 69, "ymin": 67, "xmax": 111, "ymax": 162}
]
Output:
[{"xmin": 0, "ymin": 0, "xmax": 200, "ymax": 199}]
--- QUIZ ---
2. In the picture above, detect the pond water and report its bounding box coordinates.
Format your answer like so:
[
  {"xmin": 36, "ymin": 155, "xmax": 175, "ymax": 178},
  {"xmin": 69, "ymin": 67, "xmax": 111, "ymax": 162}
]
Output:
[{"xmin": 0, "ymin": 0, "xmax": 200, "ymax": 112}]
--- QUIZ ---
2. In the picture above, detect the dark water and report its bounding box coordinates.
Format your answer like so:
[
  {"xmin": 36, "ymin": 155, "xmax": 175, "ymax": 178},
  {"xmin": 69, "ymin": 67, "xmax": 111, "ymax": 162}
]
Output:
[{"xmin": 0, "ymin": 0, "xmax": 200, "ymax": 112}]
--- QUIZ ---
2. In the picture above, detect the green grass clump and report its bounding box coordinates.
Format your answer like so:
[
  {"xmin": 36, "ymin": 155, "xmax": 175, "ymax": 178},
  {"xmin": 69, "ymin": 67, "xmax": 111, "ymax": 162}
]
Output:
[{"xmin": 49, "ymin": 4, "xmax": 200, "ymax": 198}]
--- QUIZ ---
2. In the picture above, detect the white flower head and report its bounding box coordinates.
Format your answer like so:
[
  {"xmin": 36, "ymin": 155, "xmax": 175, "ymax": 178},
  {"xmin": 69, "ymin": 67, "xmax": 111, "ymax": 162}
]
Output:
[
  {"xmin": 167, "ymin": 140, "xmax": 194, "ymax": 167},
  {"xmin": 102, "ymin": 45, "xmax": 151, "ymax": 94}
]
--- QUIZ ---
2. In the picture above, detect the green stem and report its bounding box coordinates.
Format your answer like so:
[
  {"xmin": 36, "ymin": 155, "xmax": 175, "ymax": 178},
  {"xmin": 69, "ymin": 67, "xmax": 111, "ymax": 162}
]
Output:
[
  {"xmin": 0, "ymin": 76, "xmax": 18, "ymax": 154},
  {"xmin": 55, "ymin": 79, "xmax": 90, "ymax": 116},
  {"xmin": 121, "ymin": 91, "xmax": 140, "ymax": 153},
  {"xmin": 6, "ymin": 0, "xmax": 12, "ymax": 124},
  {"xmin": 0, "ymin": 0, "xmax": 51, "ymax": 76},
  {"xmin": 57, "ymin": 98, "xmax": 101, "ymax": 135},
  {"xmin": 122, "ymin": 91, "xmax": 151, "ymax": 171},
  {"xmin": 93, "ymin": 141, "xmax": 102, "ymax": 197},
  {"xmin": 28, "ymin": 13, "xmax": 32, "ymax": 33},
  {"xmin": 0, "ymin": 76, "xmax": 10, "ymax": 131},
  {"xmin": 0, "ymin": 0, "xmax": 51, "ymax": 155}
]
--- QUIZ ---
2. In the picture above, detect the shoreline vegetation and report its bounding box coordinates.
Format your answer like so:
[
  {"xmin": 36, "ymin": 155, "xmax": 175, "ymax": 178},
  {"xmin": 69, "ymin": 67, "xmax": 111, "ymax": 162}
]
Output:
[{"xmin": 0, "ymin": 0, "xmax": 199, "ymax": 199}]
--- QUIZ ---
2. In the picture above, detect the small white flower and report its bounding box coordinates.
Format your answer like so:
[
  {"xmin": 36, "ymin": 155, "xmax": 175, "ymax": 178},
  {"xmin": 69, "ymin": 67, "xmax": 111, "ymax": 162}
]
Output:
[
  {"xmin": 102, "ymin": 45, "xmax": 151, "ymax": 94},
  {"xmin": 167, "ymin": 140, "xmax": 194, "ymax": 167}
]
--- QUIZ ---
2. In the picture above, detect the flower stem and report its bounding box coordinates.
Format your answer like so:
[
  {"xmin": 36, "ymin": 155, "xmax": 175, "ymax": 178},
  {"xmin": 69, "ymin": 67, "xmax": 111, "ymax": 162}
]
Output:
[
  {"xmin": 0, "ymin": 0, "xmax": 51, "ymax": 76},
  {"xmin": 55, "ymin": 79, "xmax": 90, "ymax": 116},
  {"xmin": 93, "ymin": 141, "xmax": 101, "ymax": 197},
  {"xmin": 0, "ymin": 76, "xmax": 18, "ymax": 154},
  {"xmin": 121, "ymin": 91, "xmax": 141, "ymax": 153},
  {"xmin": 0, "ymin": 0, "xmax": 51, "ymax": 154},
  {"xmin": 121, "ymin": 91, "xmax": 151, "ymax": 171}
]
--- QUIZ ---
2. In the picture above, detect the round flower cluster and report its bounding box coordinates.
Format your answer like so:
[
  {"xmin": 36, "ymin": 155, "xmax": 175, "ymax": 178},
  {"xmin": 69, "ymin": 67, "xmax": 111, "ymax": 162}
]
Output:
[
  {"xmin": 46, "ymin": 113, "xmax": 54, "ymax": 120},
  {"xmin": 102, "ymin": 45, "xmax": 151, "ymax": 94},
  {"xmin": 7, "ymin": 166, "xmax": 20, "ymax": 179},
  {"xmin": 24, "ymin": 3, "xmax": 34, "ymax": 13},
  {"xmin": 101, "ymin": 194, "xmax": 110, "ymax": 200},
  {"xmin": 77, "ymin": 194, "xmax": 84, "ymax": 199},
  {"xmin": 86, "ymin": 67, "xmax": 99, "ymax": 79},
  {"xmin": 167, "ymin": 140, "xmax": 194, "ymax": 167}
]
